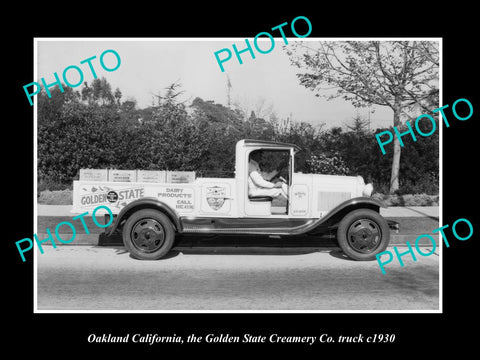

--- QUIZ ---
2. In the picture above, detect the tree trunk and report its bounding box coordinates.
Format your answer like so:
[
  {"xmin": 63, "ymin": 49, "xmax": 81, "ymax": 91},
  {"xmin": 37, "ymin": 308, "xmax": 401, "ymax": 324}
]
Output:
[
  {"xmin": 389, "ymin": 103, "xmax": 401, "ymax": 194},
  {"xmin": 390, "ymin": 136, "xmax": 401, "ymax": 193}
]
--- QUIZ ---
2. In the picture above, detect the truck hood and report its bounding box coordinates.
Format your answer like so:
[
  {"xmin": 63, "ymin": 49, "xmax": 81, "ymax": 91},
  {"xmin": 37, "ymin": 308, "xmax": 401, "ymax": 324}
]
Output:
[{"xmin": 296, "ymin": 173, "xmax": 373, "ymax": 198}]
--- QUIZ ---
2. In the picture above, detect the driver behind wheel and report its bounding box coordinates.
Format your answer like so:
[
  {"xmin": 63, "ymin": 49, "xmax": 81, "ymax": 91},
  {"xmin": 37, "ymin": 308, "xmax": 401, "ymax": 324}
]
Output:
[{"xmin": 248, "ymin": 150, "xmax": 288, "ymax": 204}]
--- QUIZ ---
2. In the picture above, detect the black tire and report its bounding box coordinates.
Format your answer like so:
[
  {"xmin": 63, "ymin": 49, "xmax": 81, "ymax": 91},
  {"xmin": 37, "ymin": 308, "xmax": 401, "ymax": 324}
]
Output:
[
  {"xmin": 336, "ymin": 209, "xmax": 390, "ymax": 261},
  {"xmin": 122, "ymin": 209, "xmax": 175, "ymax": 260}
]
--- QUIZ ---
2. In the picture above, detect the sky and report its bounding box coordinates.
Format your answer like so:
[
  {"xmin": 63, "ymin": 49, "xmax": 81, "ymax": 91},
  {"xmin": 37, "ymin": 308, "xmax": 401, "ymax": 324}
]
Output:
[{"xmin": 36, "ymin": 38, "xmax": 395, "ymax": 130}]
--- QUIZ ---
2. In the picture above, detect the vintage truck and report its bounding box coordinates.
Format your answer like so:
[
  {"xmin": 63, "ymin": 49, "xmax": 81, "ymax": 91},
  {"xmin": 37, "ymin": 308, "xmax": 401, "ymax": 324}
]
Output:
[{"xmin": 72, "ymin": 139, "xmax": 396, "ymax": 261}]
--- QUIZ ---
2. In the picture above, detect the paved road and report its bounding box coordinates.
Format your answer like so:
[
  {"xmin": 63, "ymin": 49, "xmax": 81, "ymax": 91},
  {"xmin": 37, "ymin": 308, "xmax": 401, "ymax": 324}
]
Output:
[{"xmin": 36, "ymin": 245, "xmax": 439, "ymax": 312}]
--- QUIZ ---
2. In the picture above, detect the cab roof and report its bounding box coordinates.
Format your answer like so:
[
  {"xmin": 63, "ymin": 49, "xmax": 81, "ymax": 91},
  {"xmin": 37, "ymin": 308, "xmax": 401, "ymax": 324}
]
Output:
[{"xmin": 241, "ymin": 139, "xmax": 301, "ymax": 151}]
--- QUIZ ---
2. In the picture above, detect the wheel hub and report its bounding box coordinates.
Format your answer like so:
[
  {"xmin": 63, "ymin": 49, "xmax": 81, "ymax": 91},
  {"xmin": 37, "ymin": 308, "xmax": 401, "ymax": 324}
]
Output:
[
  {"xmin": 131, "ymin": 218, "xmax": 165, "ymax": 253},
  {"xmin": 347, "ymin": 219, "xmax": 381, "ymax": 253}
]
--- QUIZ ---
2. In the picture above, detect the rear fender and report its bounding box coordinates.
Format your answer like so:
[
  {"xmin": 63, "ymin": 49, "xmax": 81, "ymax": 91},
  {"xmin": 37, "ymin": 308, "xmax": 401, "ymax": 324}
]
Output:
[{"xmin": 104, "ymin": 197, "xmax": 182, "ymax": 236}]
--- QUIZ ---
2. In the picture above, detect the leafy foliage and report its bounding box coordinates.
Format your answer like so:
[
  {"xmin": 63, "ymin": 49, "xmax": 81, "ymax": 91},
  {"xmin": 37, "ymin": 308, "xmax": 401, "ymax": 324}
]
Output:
[
  {"xmin": 305, "ymin": 153, "xmax": 350, "ymax": 175},
  {"xmin": 287, "ymin": 41, "xmax": 439, "ymax": 193},
  {"xmin": 37, "ymin": 78, "xmax": 438, "ymax": 195}
]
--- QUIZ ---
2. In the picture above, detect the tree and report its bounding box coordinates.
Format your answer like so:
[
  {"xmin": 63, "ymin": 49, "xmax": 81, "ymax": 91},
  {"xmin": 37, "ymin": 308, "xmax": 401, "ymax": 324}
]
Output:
[
  {"xmin": 345, "ymin": 114, "xmax": 370, "ymax": 134},
  {"xmin": 276, "ymin": 120, "xmax": 324, "ymax": 172},
  {"xmin": 232, "ymin": 96, "xmax": 276, "ymax": 122},
  {"xmin": 287, "ymin": 41, "xmax": 439, "ymax": 193},
  {"xmin": 37, "ymin": 94, "xmax": 126, "ymax": 184},
  {"xmin": 81, "ymin": 77, "xmax": 117, "ymax": 106},
  {"xmin": 37, "ymin": 85, "xmax": 79, "ymax": 126},
  {"xmin": 125, "ymin": 83, "xmax": 209, "ymax": 172},
  {"xmin": 245, "ymin": 111, "xmax": 275, "ymax": 140},
  {"xmin": 189, "ymin": 97, "xmax": 245, "ymax": 174}
]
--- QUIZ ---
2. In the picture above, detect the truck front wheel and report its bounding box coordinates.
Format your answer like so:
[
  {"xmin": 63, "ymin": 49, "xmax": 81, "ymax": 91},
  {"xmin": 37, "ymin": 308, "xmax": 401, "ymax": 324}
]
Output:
[
  {"xmin": 336, "ymin": 209, "xmax": 390, "ymax": 261},
  {"xmin": 122, "ymin": 209, "xmax": 175, "ymax": 260}
]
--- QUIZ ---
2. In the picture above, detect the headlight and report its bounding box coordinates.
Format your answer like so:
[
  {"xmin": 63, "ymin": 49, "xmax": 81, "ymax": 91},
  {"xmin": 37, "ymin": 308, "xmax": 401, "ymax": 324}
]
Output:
[
  {"xmin": 356, "ymin": 175, "xmax": 365, "ymax": 185},
  {"xmin": 363, "ymin": 183, "xmax": 373, "ymax": 197}
]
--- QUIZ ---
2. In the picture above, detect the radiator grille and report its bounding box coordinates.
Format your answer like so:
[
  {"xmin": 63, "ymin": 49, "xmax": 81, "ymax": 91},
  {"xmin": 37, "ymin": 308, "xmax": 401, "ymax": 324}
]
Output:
[{"xmin": 317, "ymin": 191, "xmax": 351, "ymax": 212}]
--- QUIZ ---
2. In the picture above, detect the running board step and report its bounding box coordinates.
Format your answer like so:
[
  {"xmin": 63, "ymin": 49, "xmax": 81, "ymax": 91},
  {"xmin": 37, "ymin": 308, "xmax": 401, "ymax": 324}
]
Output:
[{"xmin": 180, "ymin": 217, "xmax": 315, "ymax": 235}]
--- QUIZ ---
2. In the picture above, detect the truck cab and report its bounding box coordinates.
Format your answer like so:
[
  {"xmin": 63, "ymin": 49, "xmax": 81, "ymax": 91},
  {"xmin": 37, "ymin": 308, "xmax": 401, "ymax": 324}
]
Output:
[{"xmin": 73, "ymin": 139, "xmax": 393, "ymax": 261}]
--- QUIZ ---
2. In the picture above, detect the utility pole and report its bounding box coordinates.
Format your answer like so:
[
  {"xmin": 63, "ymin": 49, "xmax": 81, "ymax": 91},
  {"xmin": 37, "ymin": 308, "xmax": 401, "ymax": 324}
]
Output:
[{"xmin": 226, "ymin": 74, "xmax": 232, "ymax": 107}]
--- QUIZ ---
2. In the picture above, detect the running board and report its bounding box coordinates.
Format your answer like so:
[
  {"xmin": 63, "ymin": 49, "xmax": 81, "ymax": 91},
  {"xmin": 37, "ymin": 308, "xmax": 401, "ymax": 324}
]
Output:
[{"xmin": 180, "ymin": 217, "xmax": 316, "ymax": 235}]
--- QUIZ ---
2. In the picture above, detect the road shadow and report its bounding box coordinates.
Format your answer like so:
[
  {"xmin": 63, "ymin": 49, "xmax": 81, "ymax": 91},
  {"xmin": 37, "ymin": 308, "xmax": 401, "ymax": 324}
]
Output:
[
  {"xmin": 106, "ymin": 246, "xmax": 183, "ymax": 260},
  {"xmin": 95, "ymin": 233, "xmax": 398, "ymax": 261},
  {"xmin": 172, "ymin": 246, "xmax": 338, "ymax": 256},
  {"xmin": 171, "ymin": 234, "xmax": 340, "ymax": 256},
  {"xmin": 102, "ymin": 234, "xmax": 342, "ymax": 258},
  {"xmin": 328, "ymin": 249, "xmax": 356, "ymax": 261},
  {"xmin": 116, "ymin": 246, "xmax": 354, "ymax": 260}
]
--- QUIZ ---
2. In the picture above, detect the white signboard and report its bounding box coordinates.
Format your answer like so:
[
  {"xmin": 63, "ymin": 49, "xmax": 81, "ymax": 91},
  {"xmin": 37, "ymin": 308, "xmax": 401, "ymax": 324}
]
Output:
[
  {"xmin": 166, "ymin": 171, "xmax": 195, "ymax": 183},
  {"xmin": 108, "ymin": 169, "xmax": 137, "ymax": 182},
  {"xmin": 79, "ymin": 169, "xmax": 108, "ymax": 182},
  {"xmin": 137, "ymin": 170, "xmax": 166, "ymax": 183}
]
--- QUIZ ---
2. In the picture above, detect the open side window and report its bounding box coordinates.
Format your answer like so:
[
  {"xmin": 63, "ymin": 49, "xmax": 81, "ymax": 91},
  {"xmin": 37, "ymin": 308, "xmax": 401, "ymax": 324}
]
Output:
[{"xmin": 247, "ymin": 149, "xmax": 291, "ymax": 215}]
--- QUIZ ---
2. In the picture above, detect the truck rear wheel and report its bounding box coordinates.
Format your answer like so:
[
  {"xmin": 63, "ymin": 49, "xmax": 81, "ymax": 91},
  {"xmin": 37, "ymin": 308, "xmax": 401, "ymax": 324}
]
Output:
[
  {"xmin": 122, "ymin": 209, "xmax": 175, "ymax": 260},
  {"xmin": 336, "ymin": 209, "xmax": 390, "ymax": 261}
]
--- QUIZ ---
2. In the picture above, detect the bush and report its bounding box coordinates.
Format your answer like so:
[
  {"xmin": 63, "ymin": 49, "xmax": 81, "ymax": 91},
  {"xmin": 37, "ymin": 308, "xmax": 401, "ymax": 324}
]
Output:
[
  {"xmin": 37, "ymin": 179, "xmax": 72, "ymax": 193},
  {"xmin": 372, "ymin": 193, "xmax": 439, "ymax": 206},
  {"xmin": 37, "ymin": 189, "xmax": 73, "ymax": 205},
  {"xmin": 373, "ymin": 173, "xmax": 438, "ymax": 196},
  {"xmin": 37, "ymin": 80, "xmax": 439, "ymax": 196},
  {"xmin": 305, "ymin": 153, "xmax": 350, "ymax": 175},
  {"xmin": 394, "ymin": 171, "xmax": 439, "ymax": 195}
]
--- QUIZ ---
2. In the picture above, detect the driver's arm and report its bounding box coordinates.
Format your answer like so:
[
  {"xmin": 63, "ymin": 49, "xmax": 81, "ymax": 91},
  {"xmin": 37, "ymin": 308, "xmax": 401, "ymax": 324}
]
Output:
[
  {"xmin": 261, "ymin": 169, "xmax": 279, "ymax": 181},
  {"xmin": 250, "ymin": 170, "xmax": 275, "ymax": 188}
]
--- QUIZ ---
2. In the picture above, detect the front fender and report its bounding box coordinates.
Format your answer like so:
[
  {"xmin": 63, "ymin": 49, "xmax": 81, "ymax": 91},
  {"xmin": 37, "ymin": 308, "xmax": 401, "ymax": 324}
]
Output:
[
  {"xmin": 301, "ymin": 197, "xmax": 386, "ymax": 235},
  {"xmin": 104, "ymin": 197, "xmax": 182, "ymax": 236},
  {"xmin": 321, "ymin": 197, "xmax": 386, "ymax": 222}
]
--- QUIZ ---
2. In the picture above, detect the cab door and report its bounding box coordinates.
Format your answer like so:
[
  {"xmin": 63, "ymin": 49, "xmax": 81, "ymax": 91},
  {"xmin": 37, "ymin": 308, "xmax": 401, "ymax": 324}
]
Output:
[
  {"xmin": 288, "ymin": 149, "xmax": 311, "ymax": 217},
  {"xmin": 289, "ymin": 182, "xmax": 310, "ymax": 217}
]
